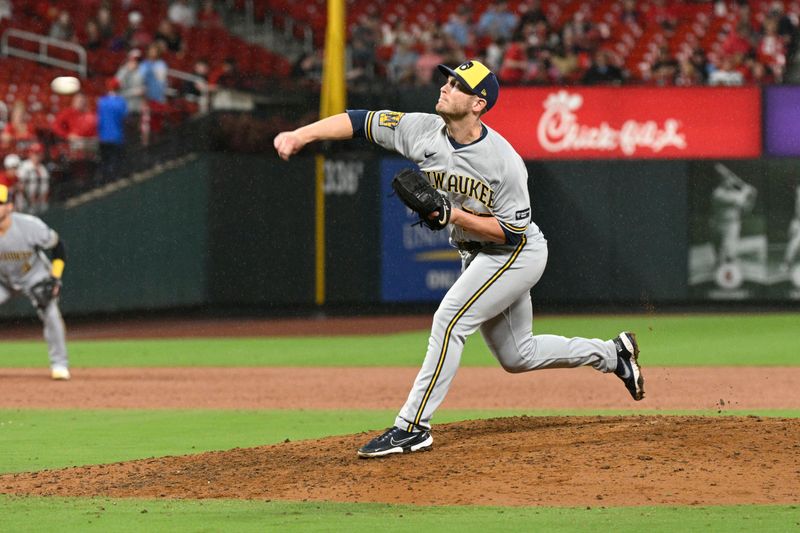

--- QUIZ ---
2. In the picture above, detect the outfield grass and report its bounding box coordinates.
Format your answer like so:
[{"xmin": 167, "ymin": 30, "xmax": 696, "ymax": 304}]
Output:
[
  {"xmin": 3, "ymin": 313, "xmax": 800, "ymax": 367},
  {"xmin": 2, "ymin": 313, "xmax": 798, "ymax": 530},
  {"xmin": 1, "ymin": 496, "xmax": 798, "ymax": 533},
  {"xmin": 1, "ymin": 408, "xmax": 798, "ymax": 474}
]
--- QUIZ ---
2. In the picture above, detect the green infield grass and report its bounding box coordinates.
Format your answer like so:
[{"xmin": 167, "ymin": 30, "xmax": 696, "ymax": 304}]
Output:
[
  {"xmin": 1, "ymin": 409, "xmax": 798, "ymax": 474},
  {"xmin": 1, "ymin": 496, "xmax": 798, "ymax": 533},
  {"xmin": 3, "ymin": 313, "xmax": 799, "ymax": 367}
]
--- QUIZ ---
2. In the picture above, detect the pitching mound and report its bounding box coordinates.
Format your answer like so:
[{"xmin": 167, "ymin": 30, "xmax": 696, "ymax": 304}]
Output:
[{"xmin": 2, "ymin": 415, "xmax": 798, "ymax": 507}]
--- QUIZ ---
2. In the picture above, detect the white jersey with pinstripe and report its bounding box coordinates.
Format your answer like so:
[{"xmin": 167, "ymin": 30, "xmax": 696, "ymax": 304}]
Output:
[{"xmin": 361, "ymin": 110, "xmax": 619, "ymax": 433}]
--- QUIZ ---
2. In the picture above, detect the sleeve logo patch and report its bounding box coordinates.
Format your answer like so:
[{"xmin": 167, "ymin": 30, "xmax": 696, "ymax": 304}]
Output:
[
  {"xmin": 515, "ymin": 208, "xmax": 531, "ymax": 221},
  {"xmin": 378, "ymin": 111, "xmax": 405, "ymax": 129}
]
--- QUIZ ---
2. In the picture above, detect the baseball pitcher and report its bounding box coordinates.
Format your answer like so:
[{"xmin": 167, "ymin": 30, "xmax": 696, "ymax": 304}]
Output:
[
  {"xmin": 0, "ymin": 184, "xmax": 70, "ymax": 380},
  {"xmin": 274, "ymin": 60, "xmax": 644, "ymax": 458}
]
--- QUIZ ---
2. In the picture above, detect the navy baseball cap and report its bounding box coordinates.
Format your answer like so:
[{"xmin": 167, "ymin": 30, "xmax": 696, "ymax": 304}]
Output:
[{"xmin": 437, "ymin": 60, "xmax": 500, "ymax": 111}]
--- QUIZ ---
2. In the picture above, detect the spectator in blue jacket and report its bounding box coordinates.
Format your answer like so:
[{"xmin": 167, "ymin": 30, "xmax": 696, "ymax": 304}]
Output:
[
  {"xmin": 138, "ymin": 43, "xmax": 169, "ymax": 144},
  {"xmin": 97, "ymin": 78, "xmax": 128, "ymax": 184}
]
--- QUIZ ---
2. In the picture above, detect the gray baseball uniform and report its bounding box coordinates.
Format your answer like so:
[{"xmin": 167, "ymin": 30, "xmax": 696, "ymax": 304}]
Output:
[
  {"xmin": 0, "ymin": 212, "xmax": 69, "ymax": 370},
  {"xmin": 359, "ymin": 110, "xmax": 618, "ymax": 431}
]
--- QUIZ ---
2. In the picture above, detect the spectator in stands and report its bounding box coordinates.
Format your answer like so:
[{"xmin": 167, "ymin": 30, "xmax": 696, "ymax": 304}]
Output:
[
  {"xmin": 380, "ymin": 19, "xmax": 402, "ymax": 48},
  {"xmin": 535, "ymin": 18, "xmax": 558, "ymax": 48},
  {"xmin": 2, "ymin": 153, "xmax": 27, "ymax": 207},
  {"xmin": 0, "ymin": 0, "xmax": 12, "ymax": 22},
  {"xmin": 291, "ymin": 50, "xmax": 323, "ymax": 82},
  {"xmin": 767, "ymin": 1, "xmax": 798, "ymax": 57},
  {"xmin": 562, "ymin": 8, "xmax": 596, "ymax": 53},
  {"xmin": 16, "ymin": 143, "xmax": 50, "ymax": 214},
  {"xmin": 620, "ymin": 0, "xmax": 641, "ymax": 26},
  {"xmin": 722, "ymin": 21, "xmax": 754, "ymax": 63},
  {"xmin": 181, "ymin": 59, "xmax": 209, "ymax": 97},
  {"xmin": 139, "ymin": 43, "xmax": 169, "ymax": 102},
  {"xmin": 52, "ymin": 93, "xmax": 98, "ymax": 166},
  {"xmin": 549, "ymin": 43, "xmax": 579, "ymax": 83},
  {"xmin": 168, "ymin": 0, "xmax": 196, "ymax": 28},
  {"xmin": 83, "ymin": 19, "xmax": 104, "ymax": 51},
  {"xmin": 687, "ymin": 47, "xmax": 710, "ymax": 82},
  {"xmin": 523, "ymin": 49, "xmax": 551, "ymax": 85},
  {"xmin": 581, "ymin": 49, "xmax": 624, "ymax": 85},
  {"xmin": 484, "ymin": 37, "xmax": 506, "ymax": 72},
  {"xmin": 116, "ymin": 48, "xmax": 145, "ymax": 113},
  {"xmin": 498, "ymin": 34, "xmax": 528, "ymax": 85},
  {"xmin": 95, "ymin": 5, "xmax": 115, "ymax": 43},
  {"xmin": 154, "ymin": 19, "xmax": 184, "ymax": 55},
  {"xmin": 209, "ymin": 57, "xmax": 241, "ymax": 90},
  {"xmin": 675, "ymin": 57, "xmax": 703, "ymax": 86},
  {"xmin": 477, "ymin": 1, "xmax": 518, "ymax": 41},
  {"xmin": 1, "ymin": 154, "xmax": 20, "ymax": 189},
  {"xmin": 644, "ymin": 0, "xmax": 678, "ymax": 32},
  {"xmin": 443, "ymin": 7, "xmax": 472, "ymax": 48},
  {"xmin": 708, "ymin": 54, "xmax": 745, "ymax": 86},
  {"xmin": 387, "ymin": 38, "xmax": 419, "ymax": 85},
  {"xmin": 139, "ymin": 43, "xmax": 169, "ymax": 144},
  {"xmin": 117, "ymin": 10, "xmax": 152, "ymax": 51},
  {"xmin": 53, "ymin": 94, "xmax": 98, "ymax": 141},
  {"xmin": 49, "ymin": 10, "xmax": 76, "ymax": 42},
  {"xmin": 650, "ymin": 45, "xmax": 678, "ymax": 86},
  {"xmin": 96, "ymin": 78, "xmax": 128, "ymax": 184},
  {"xmin": 415, "ymin": 39, "xmax": 445, "ymax": 86},
  {"xmin": 758, "ymin": 15, "xmax": 787, "ymax": 80},
  {"xmin": 349, "ymin": 14, "xmax": 379, "ymax": 83},
  {"xmin": 744, "ymin": 55, "xmax": 776, "ymax": 85},
  {"xmin": 730, "ymin": 2, "xmax": 754, "ymax": 31},
  {"xmin": 197, "ymin": 0, "xmax": 223, "ymax": 28},
  {"xmin": 1, "ymin": 101, "xmax": 37, "ymax": 152},
  {"xmin": 517, "ymin": 0, "xmax": 547, "ymax": 28}
]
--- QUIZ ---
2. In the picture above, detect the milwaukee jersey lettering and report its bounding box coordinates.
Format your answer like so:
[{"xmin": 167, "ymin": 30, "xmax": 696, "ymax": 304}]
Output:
[{"xmin": 363, "ymin": 111, "xmax": 541, "ymax": 245}]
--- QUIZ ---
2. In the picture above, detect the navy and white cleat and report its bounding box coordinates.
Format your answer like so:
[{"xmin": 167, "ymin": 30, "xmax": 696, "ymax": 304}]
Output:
[
  {"xmin": 357, "ymin": 427, "xmax": 433, "ymax": 458},
  {"xmin": 613, "ymin": 332, "xmax": 644, "ymax": 401}
]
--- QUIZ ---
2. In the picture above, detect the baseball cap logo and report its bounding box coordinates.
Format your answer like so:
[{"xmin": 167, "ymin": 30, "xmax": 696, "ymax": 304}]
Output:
[{"xmin": 459, "ymin": 61, "xmax": 474, "ymax": 70}]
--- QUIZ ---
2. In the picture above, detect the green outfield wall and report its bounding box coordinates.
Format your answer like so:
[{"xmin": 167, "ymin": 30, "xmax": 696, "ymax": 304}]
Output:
[{"xmin": 0, "ymin": 152, "xmax": 790, "ymax": 319}]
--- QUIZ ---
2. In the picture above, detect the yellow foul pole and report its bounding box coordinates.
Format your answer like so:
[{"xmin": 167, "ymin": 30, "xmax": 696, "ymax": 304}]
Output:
[{"xmin": 315, "ymin": 0, "xmax": 346, "ymax": 306}]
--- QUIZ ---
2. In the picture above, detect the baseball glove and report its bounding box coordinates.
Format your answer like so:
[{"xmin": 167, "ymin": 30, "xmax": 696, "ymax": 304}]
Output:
[
  {"xmin": 392, "ymin": 168, "xmax": 451, "ymax": 231},
  {"xmin": 30, "ymin": 277, "xmax": 61, "ymax": 310}
]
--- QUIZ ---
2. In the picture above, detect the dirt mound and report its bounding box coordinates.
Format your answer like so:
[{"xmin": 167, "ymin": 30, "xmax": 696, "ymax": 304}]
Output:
[{"xmin": 2, "ymin": 415, "xmax": 798, "ymax": 506}]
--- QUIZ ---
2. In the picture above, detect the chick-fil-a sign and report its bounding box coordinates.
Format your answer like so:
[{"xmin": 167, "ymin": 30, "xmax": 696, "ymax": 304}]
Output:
[{"xmin": 484, "ymin": 87, "xmax": 761, "ymax": 159}]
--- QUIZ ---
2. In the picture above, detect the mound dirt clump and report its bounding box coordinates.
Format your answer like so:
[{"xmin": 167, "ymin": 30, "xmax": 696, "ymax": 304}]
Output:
[{"xmin": 2, "ymin": 415, "xmax": 798, "ymax": 507}]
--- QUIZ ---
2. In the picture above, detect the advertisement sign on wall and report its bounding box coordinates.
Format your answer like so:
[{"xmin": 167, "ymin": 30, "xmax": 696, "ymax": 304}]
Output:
[
  {"xmin": 764, "ymin": 86, "xmax": 800, "ymax": 157},
  {"xmin": 484, "ymin": 87, "xmax": 762, "ymax": 160},
  {"xmin": 687, "ymin": 160, "xmax": 800, "ymax": 300},
  {"xmin": 380, "ymin": 159, "xmax": 461, "ymax": 302}
]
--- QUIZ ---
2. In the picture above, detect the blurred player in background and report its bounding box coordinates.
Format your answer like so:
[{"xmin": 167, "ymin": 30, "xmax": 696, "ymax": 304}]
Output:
[
  {"xmin": 16, "ymin": 143, "xmax": 50, "ymax": 214},
  {"xmin": 0, "ymin": 184, "xmax": 70, "ymax": 380},
  {"xmin": 780, "ymin": 183, "xmax": 800, "ymax": 273},
  {"xmin": 710, "ymin": 163, "xmax": 757, "ymax": 267}
]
